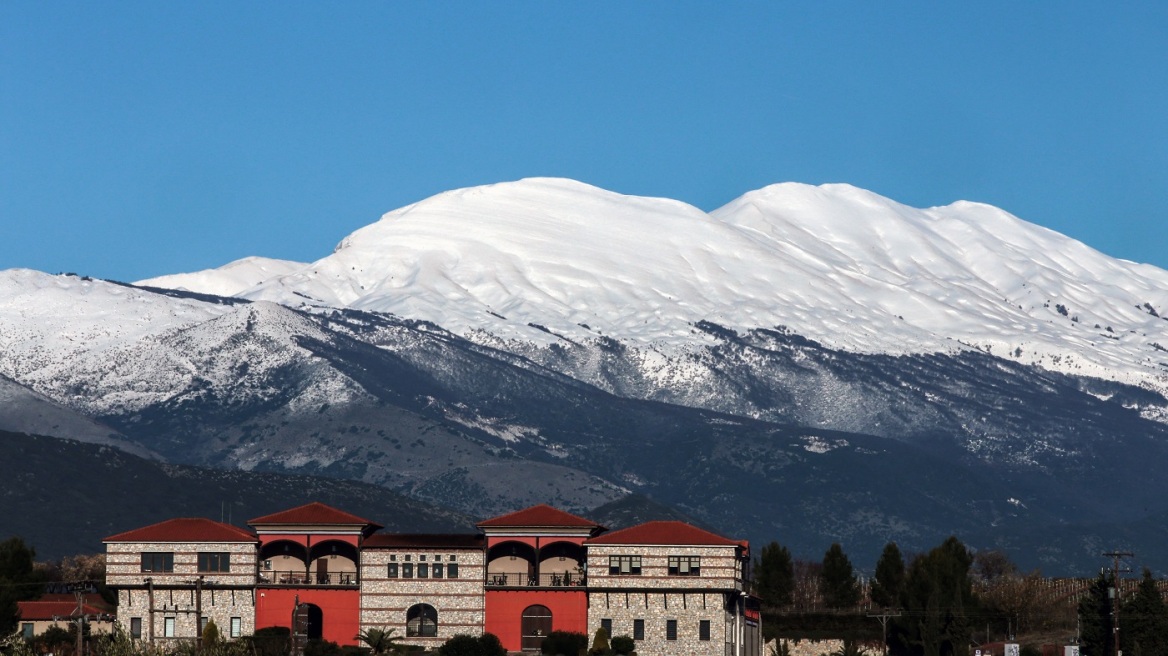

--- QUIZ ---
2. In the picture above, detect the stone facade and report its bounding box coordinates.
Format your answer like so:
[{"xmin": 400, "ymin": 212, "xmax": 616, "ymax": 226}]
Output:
[
  {"xmin": 585, "ymin": 545, "xmax": 745, "ymax": 591},
  {"xmin": 103, "ymin": 505, "xmax": 759, "ymax": 655},
  {"xmin": 106, "ymin": 541, "xmax": 257, "ymax": 642},
  {"xmin": 583, "ymin": 539, "xmax": 752, "ymax": 656},
  {"xmin": 105, "ymin": 541, "xmax": 258, "ymax": 587},
  {"xmin": 359, "ymin": 546, "xmax": 485, "ymax": 648},
  {"xmin": 116, "ymin": 587, "xmax": 256, "ymax": 642},
  {"xmin": 588, "ymin": 590, "xmax": 736, "ymax": 656}
]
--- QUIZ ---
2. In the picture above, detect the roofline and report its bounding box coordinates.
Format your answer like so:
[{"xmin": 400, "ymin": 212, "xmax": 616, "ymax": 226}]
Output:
[
  {"xmin": 102, "ymin": 538, "xmax": 258, "ymax": 544},
  {"xmin": 583, "ymin": 542, "xmax": 744, "ymax": 548}
]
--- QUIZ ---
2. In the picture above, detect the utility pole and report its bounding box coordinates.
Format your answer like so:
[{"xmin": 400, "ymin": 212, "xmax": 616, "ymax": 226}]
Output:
[
  {"xmin": 195, "ymin": 576, "xmax": 204, "ymax": 651},
  {"xmin": 74, "ymin": 589, "xmax": 84, "ymax": 656},
  {"xmin": 867, "ymin": 609, "xmax": 902, "ymax": 656},
  {"xmin": 1102, "ymin": 550, "xmax": 1133, "ymax": 656}
]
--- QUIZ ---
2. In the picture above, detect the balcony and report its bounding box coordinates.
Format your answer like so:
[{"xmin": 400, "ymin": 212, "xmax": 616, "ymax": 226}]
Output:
[
  {"xmin": 486, "ymin": 572, "xmax": 585, "ymax": 588},
  {"xmin": 258, "ymin": 570, "xmax": 358, "ymax": 587}
]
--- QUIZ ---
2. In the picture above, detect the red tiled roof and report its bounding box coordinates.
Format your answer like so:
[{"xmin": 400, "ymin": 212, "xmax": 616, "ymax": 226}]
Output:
[
  {"xmin": 18, "ymin": 598, "xmax": 113, "ymax": 621},
  {"xmin": 104, "ymin": 517, "xmax": 257, "ymax": 543},
  {"xmin": 477, "ymin": 504, "xmax": 601, "ymax": 529},
  {"xmin": 248, "ymin": 502, "xmax": 379, "ymax": 528},
  {"xmin": 586, "ymin": 521, "xmax": 742, "ymax": 547},
  {"xmin": 363, "ymin": 534, "xmax": 485, "ymax": 549},
  {"xmin": 36, "ymin": 594, "xmax": 111, "ymax": 608}
]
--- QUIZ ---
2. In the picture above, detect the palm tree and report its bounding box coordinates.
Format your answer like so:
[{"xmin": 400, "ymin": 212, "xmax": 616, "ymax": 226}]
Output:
[{"xmin": 355, "ymin": 627, "xmax": 404, "ymax": 655}]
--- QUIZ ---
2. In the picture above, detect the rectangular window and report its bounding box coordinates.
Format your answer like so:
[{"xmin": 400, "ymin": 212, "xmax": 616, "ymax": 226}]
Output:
[
  {"xmin": 417, "ymin": 563, "xmax": 429, "ymax": 578},
  {"xmin": 419, "ymin": 555, "xmax": 426, "ymax": 561},
  {"xmin": 668, "ymin": 555, "xmax": 700, "ymax": 576},
  {"xmin": 22, "ymin": 623, "xmax": 34, "ymax": 640},
  {"xmin": 402, "ymin": 563, "xmax": 414, "ymax": 578},
  {"xmin": 434, "ymin": 555, "xmax": 441, "ymax": 561},
  {"xmin": 666, "ymin": 619, "xmax": 677, "ymax": 641},
  {"xmin": 633, "ymin": 619, "xmax": 644, "ymax": 641},
  {"xmin": 609, "ymin": 555, "xmax": 642, "ymax": 575},
  {"xmin": 141, "ymin": 552, "xmax": 174, "ymax": 573},
  {"xmin": 699, "ymin": 620, "xmax": 711, "ymax": 641},
  {"xmin": 433, "ymin": 563, "xmax": 444, "ymax": 579},
  {"xmin": 601, "ymin": 619, "xmax": 612, "ymax": 637},
  {"xmin": 130, "ymin": 618, "xmax": 142, "ymax": 639},
  {"xmin": 449, "ymin": 555, "xmax": 457, "ymax": 561},
  {"xmin": 198, "ymin": 552, "xmax": 231, "ymax": 573},
  {"xmin": 200, "ymin": 617, "xmax": 209, "ymax": 634},
  {"xmin": 164, "ymin": 617, "xmax": 176, "ymax": 638},
  {"xmin": 230, "ymin": 617, "xmax": 242, "ymax": 638},
  {"xmin": 390, "ymin": 555, "xmax": 396, "ymax": 561},
  {"xmin": 387, "ymin": 563, "xmax": 398, "ymax": 578},
  {"xmin": 448, "ymin": 563, "xmax": 459, "ymax": 578}
]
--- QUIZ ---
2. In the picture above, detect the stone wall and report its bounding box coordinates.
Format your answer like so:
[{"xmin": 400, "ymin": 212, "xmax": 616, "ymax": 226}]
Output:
[
  {"xmin": 587, "ymin": 590, "xmax": 733, "ymax": 656},
  {"xmin": 359, "ymin": 546, "xmax": 485, "ymax": 648},
  {"xmin": 116, "ymin": 587, "xmax": 256, "ymax": 642},
  {"xmin": 106, "ymin": 542, "xmax": 258, "ymax": 587},
  {"xmin": 764, "ymin": 638, "xmax": 848, "ymax": 656},
  {"xmin": 586, "ymin": 545, "xmax": 743, "ymax": 591}
]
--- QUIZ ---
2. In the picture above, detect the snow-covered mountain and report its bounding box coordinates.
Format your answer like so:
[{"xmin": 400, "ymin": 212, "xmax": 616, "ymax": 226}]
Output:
[
  {"xmin": 136, "ymin": 256, "xmax": 306, "ymax": 298},
  {"xmin": 210, "ymin": 178, "xmax": 1168, "ymax": 394},
  {"xmin": 6, "ymin": 177, "xmax": 1168, "ymax": 573}
]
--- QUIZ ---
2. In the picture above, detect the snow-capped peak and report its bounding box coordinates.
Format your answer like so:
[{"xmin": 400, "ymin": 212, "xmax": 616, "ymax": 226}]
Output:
[
  {"xmin": 135, "ymin": 256, "xmax": 307, "ymax": 298},
  {"xmin": 224, "ymin": 178, "xmax": 1168, "ymax": 390}
]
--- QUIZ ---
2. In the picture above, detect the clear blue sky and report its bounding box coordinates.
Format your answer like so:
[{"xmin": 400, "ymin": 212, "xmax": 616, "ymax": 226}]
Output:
[{"xmin": 3, "ymin": 2, "xmax": 1166, "ymax": 282}]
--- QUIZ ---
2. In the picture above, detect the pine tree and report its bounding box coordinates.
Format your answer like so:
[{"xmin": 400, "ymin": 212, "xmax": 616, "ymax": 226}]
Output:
[
  {"xmin": 898, "ymin": 536, "xmax": 976, "ymax": 656},
  {"xmin": 1077, "ymin": 573, "xmax": 1112, "ymax": 656},
  {"xmin": 754, "ymin": 541, "xmax": 795, "ymax": 609},
  {"xmin": 821, "ymin": 543, "xmax": 860, "ymax": 609},
  {"xmin": 870, "ymin": 542, "xmax": 906, "ymax": 609},
  {"xmin": 0, "ymin": 537, "xmax": 42, "ymax": 635},
  {"xmin": 1120, "ymin": 568, "xmax": 1168, "ymax": 656}
]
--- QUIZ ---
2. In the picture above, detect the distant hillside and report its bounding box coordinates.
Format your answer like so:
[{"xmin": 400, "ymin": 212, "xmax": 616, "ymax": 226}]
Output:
[
  {"xmin": 1, "ymin": 430, "xmax": 476, "ymax": 560},
  {"xmin": 589, "ymin": 493, "xmax": 710, "ymax": 532}
]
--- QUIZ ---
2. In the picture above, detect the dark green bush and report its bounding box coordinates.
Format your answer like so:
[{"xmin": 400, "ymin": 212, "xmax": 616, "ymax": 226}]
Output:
[
  {"xmin": 540, "ymin": 630, "xmax": 588, "ymax": 655},
  {"xmin": 610, "ymin": 635, "xmax": 635, "ymax": 655},
  {"xmin": 437, "ymin": 633, "xmax": 505, "ymax": 656}
]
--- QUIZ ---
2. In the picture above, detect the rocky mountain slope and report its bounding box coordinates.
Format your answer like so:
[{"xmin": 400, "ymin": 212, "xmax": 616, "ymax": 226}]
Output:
[
  {"xmin": 4, "ymin": 178, "xmax": 1168, "ymax": 574},
  {"xmin": 2, "ymin": 429, "xmax": 476, "ymax": 560}
]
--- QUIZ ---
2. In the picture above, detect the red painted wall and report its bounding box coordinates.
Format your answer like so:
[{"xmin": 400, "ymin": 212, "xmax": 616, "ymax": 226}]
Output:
[
  {"xmin": 255, "ymin": 588, "xmax": 361, "ymax": 646},
  {"xmin": 484, "ymin": 589, "xmax": 587, "ymax": 652}
]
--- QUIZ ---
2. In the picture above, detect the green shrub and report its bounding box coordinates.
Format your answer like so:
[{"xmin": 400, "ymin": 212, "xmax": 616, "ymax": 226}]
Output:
[
  {"xmin": 437, "ymin": 633, "xmax": 505, "ymax": 656},
  {"xmin": 245, "ymin": 626, "xmax": 292, "ymax": 656},
  {"xmin": 540, "ymin": 631, "xmax": 587, "ymax": 655},
  {"xmin": 610, "ymin": 635, "xmax": 635, "ymax": 655}
]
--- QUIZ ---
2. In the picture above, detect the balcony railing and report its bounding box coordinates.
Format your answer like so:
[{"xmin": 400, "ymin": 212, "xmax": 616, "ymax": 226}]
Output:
[
  {"xmin": 486, "ymin": 572, "xmax": 585, "ymax": 588},
  {"xmin": 258, "ymin": 570, "xmax": 358, "ymax": 586}
]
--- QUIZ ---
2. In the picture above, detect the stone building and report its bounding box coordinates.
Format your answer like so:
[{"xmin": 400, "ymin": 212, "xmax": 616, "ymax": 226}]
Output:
[
  {"xmin": 104, "ymin": 502, "xmax": 760, "ymax": 655},
  {"xmin": 359, "ymin": 533, "xmax": 486, "ymax": 650},
  {"xmin": 104, "ymin": 517, "xmax": 259, "ymax": 644}
]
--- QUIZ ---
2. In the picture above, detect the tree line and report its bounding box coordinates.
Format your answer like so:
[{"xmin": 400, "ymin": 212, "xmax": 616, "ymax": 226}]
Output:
[{"xmin": 753, "ymin": 536, "xmax": 1168, "ymax": 656}]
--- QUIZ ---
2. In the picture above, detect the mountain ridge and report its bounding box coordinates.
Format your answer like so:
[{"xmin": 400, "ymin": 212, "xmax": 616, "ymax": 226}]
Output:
[
  {"xmin": 135, "ymin": 178, "xmax": 1168, "ymax": 396},
  {"xmin": 5, "ymin": 177, "xmax": 1168, "ymax": 574}
]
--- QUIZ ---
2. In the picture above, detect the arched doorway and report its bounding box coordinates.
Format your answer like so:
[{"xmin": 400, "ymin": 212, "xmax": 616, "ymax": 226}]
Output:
[
  {"xmin": 521, "ymin": 605, "xmax": 552, "ymax": 651},
  {"xmin": 293, "ymin": 602, "xmax": 323, "ymax": 640}
]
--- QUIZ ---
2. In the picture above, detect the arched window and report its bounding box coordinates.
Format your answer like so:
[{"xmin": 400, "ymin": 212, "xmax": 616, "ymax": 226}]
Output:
[{"xmin": 406, "ymin": 603, "xmax": 438, "ymax": 637}]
